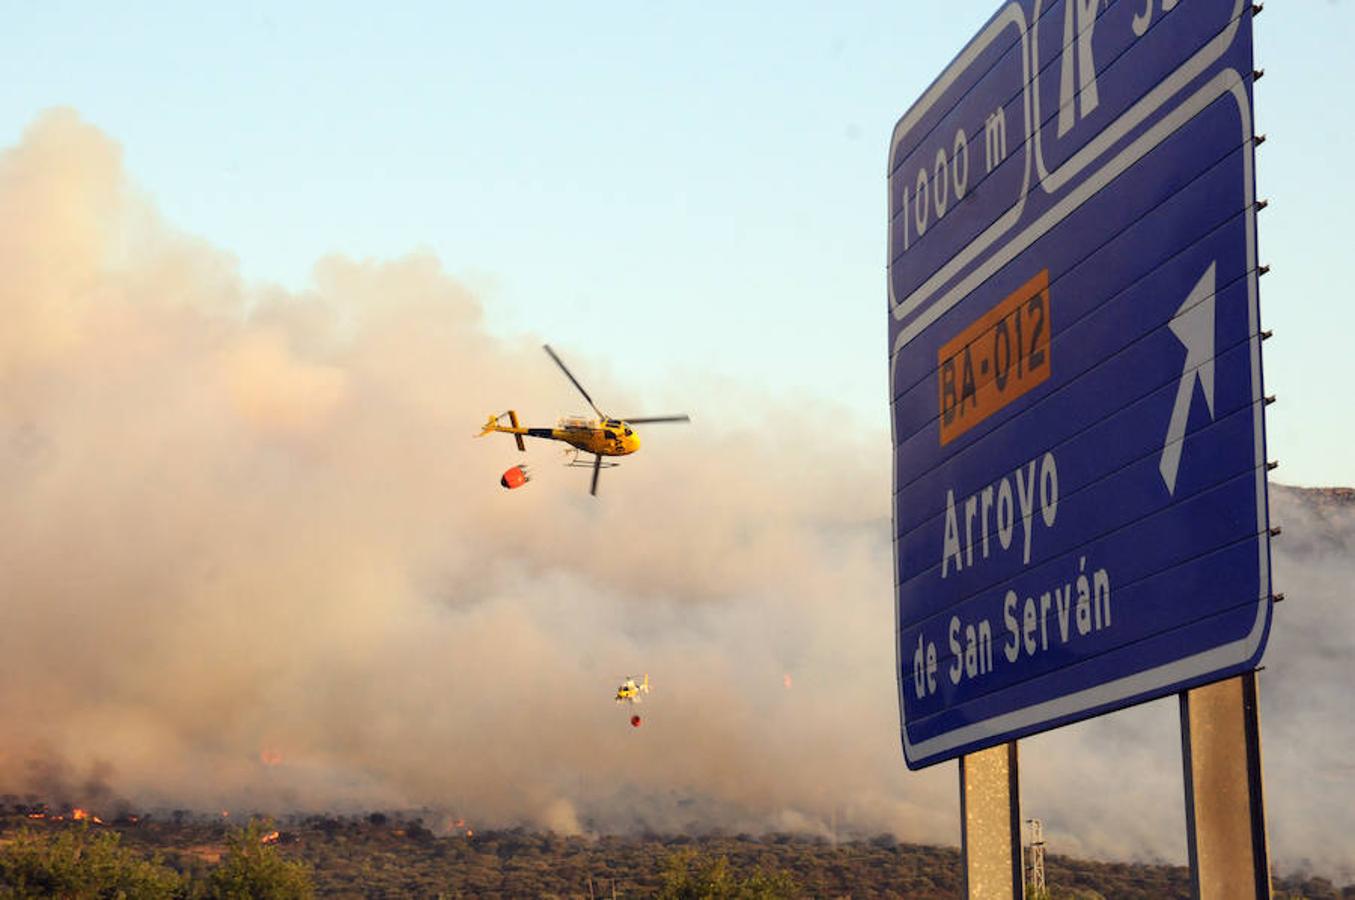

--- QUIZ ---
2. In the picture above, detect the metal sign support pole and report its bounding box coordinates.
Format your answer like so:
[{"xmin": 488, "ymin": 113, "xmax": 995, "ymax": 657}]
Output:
[
  {"xmin": 1180, "ymin": 670, "xmax": 1272, "ymax": 899},
  {"xmin": 960, "ymin": 741, "xmax": 1023, "ymax": 899}
]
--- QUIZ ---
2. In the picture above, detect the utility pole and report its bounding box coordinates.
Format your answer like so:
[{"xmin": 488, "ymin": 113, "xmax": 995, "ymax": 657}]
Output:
[{"xmin": 1024, "ymin": 819, "xmax": 1046, "ymax": 896}]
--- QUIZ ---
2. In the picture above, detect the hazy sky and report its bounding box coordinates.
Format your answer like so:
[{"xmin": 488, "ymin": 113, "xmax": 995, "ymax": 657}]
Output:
[{"xmin": 0, "ymin": 2, "xmax": 1348, "ymax": 486}]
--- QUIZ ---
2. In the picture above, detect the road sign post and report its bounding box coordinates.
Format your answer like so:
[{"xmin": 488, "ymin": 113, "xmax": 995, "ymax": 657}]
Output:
[
  {"xmin": 959, "ymin": 742, "xmax": 1023, "ymax": 899},
  {"xmin": 1181, "ymin": 671, "xmax": 1272, "ymax": 899}
]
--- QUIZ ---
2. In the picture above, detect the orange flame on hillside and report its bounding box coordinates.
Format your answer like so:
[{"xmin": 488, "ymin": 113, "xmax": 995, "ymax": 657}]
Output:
[
  {"xmin": 261, "ymin": 830, "xmax": 281, "ymax": 845},
  {"xmin": 259, "ymin": 749, "xmax": 283, "ymax": 766}
]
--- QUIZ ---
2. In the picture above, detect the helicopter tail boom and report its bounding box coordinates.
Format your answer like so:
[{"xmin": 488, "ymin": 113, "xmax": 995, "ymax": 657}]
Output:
[{"xmin": 477, "ymin": 411, "xmax": 529, "ymax": 452}]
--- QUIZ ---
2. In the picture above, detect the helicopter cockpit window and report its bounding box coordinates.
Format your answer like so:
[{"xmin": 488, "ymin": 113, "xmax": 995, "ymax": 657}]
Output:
[
  {"xmin": 624, "ymin": 427, "xmax": 633, "ymax": 436},
  {"xmin": 604, "ymin": 430, "xmax": 617, "ymax": 440}
]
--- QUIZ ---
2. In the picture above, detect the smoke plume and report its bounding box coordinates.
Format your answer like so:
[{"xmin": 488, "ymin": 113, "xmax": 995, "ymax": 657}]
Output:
[{"xmin": 0, "ymin": 110, "xmax": 1348, "ymax": 880}]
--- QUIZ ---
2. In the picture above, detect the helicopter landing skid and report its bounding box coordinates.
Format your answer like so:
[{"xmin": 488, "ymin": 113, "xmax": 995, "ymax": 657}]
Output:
[{"xmin": 565, "ymin": 454, "xmax": 619, "ymax": 469}]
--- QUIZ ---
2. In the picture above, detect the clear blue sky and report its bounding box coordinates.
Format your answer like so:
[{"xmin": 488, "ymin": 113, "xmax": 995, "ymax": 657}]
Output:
[{"xmin": 0, "ymin": 2, "xmax": 1349, "ymax": 486}]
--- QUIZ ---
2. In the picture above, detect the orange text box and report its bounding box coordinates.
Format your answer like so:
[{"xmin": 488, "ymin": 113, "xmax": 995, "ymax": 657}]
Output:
[{"xmin": 938, "ymin": 269, "xmax": 1051, "ymax": 446}]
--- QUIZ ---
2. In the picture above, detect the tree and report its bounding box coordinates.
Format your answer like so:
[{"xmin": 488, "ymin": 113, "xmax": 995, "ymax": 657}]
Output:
[
  {"xmin": 657, "ymin": 849, "xmax": 798, "ymax": 900},
  {"xmin": 204, "ymin": 818, "xmax": 314, "ymax": 900},
  {"xmin": 0, "ymin": 824, "xmax": 184, "ymax": 899}
]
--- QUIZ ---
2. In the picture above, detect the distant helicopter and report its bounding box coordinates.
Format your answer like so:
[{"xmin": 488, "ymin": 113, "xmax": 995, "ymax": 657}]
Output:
[
  {"xmin": 477, "ymin": 345, "xmax": 690, "ymax": 496},
  {"xmin": 615, "ymin": 674, "xmax": 651, "ymax": 704}
]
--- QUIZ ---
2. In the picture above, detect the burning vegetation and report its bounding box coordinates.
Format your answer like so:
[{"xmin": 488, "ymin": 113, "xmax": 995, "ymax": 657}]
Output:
[
  {"xmin": 21, "ymin": 805, "xmax": 106, "ymax": 825},
  {"xmin": 0, "ymin": 807, "xmax": 313, "ymax": 897},
  {"xmin": 1, "ymin": 804, "xmax": 1350, "ymax": 897}
]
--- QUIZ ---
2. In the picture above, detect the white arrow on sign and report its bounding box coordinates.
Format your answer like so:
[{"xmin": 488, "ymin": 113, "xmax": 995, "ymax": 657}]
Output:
[{"xmin": 1159, "ymin": 262, "xmax": 1217, "ymax": 496}]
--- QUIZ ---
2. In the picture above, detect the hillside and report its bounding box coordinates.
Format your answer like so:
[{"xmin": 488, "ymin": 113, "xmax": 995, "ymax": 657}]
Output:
[{"xmin": 3, "ymin": 811, "xmax": 1350, "ymax": 898}]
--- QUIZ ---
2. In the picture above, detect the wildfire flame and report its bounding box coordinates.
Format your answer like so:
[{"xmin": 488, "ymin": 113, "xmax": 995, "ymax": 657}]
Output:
[
  {"xmin": 259, "ymin": 749, "xmax": 283, "ymax": 767},
  {"xmin": 22, "ymin": 808, "xmax": 102, "ymax": 825},
  {"xmin": 261, "ymin": 830, "xmax": 281, "ymax": 845}
]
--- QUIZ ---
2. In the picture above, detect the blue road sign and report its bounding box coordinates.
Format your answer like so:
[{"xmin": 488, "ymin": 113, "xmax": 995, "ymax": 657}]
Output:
[{"xmin": 889, "ymin": 0, "xmax": 1272, "ymax": 770}]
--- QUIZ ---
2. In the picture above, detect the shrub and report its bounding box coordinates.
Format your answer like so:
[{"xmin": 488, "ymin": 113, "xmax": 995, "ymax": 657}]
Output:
[
  {"xmin": 657, "ymin": 849, "xmax": 798, "ymax": 899},
  {"xmin": 204, "ymin": 818, "xmax": 314, "ymax": 899},
  {"xmin": 0, "ymin": 824, "xmax": 184, "ymax": 899}
]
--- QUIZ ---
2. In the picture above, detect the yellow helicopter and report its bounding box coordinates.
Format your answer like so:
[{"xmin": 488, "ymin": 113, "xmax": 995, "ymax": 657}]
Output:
[
  {"xmin": 615, "ymin": 674, "xmax": 651, "ymax": 704},
  {"xmin": 478, "ymin": 345, "xmax": 690, "ymax": 495}
]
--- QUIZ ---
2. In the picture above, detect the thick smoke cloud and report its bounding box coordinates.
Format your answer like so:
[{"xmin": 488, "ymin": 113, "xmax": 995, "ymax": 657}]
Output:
[
  {"xmin": 0, "ymin": 110, "xmax": 1348, "ymax": 880},
  {"xmin": 0, "ymin": 108, "xmax": 948, "ymax": 840}
]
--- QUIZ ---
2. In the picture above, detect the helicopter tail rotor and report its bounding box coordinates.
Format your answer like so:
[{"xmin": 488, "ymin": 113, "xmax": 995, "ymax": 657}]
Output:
[
  {"xmin": 506, "ymin": 410, "xmax": 526, "ymax": 452},
  {"xmin": 477, "ymin": 411, "xmax": 528, "ymax": 452}
]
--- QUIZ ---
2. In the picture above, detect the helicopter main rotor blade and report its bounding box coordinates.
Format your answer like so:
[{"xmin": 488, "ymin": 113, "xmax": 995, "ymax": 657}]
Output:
[
  {"xmin": 590, "ymin": 453, "xmax": 602, "ymax": 497},
  {"xmin": 620, "ymin": 415, "xmax": 691, "ymax": 424},
  {"xmin": 543, "ymin": 344, "xmax": 605, "ymax": 419}
]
